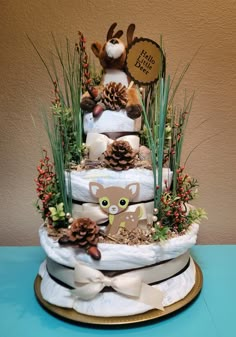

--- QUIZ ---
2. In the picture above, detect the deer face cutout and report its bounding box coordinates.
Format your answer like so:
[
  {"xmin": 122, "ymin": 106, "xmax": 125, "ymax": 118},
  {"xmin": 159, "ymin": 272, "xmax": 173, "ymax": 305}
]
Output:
[
  {"xmin": 89, "ymin": 182, "xmax": 141, "ymax": 235},
  {"xmin": 89, "ymin": 182, "xmax": 139, "ymax": 215}
]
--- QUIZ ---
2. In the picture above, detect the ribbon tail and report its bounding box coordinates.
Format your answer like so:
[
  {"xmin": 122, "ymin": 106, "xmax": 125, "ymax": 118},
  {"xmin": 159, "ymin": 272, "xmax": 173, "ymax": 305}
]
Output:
[{"xmin": 138, "ymin": 283, "xmax": 164, "ymax": 311}]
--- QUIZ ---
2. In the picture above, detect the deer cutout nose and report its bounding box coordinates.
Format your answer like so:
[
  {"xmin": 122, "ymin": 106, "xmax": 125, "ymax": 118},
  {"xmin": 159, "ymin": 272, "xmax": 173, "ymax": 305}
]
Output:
[
  {"xmin": 110, "ymin": 38, "xmax": 119, "ymax": 45},
  {"xmin": 109, "ymin": 205, "xmax": 119, "ymax": 214}
]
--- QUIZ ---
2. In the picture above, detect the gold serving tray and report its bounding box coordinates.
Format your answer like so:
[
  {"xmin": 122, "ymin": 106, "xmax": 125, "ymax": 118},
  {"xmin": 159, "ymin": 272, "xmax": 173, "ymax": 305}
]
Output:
[{"xmin": 34, "ymin": 260, "xmax": 203, "ymax": 325}]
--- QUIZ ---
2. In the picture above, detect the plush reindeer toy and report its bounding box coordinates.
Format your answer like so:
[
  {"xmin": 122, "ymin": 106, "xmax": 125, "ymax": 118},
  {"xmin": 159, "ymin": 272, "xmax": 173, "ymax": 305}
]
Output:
[{"xmin": 81, "ymin": 23, "xmax": 142, "ymax": 120}]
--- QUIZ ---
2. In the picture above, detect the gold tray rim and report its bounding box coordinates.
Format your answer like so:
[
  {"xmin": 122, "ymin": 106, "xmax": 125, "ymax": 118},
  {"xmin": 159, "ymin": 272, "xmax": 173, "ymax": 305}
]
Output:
[{"xmin": 34, "ymin": 260, "xmax": 203, "ymax": 326}]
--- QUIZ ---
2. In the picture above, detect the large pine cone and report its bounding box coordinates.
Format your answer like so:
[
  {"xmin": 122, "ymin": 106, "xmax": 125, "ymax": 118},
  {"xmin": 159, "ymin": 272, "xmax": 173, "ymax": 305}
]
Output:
[
  {"xmin": 103, "ymin": 140, "xmax": 137, "ymax": 171},
  {"xmin": 102, "ymin": 82, "xmax": 127, "ymax": 111},
  {"xmin": 59, "ymin": 218, "xmax": 99, "ymax": 247}
]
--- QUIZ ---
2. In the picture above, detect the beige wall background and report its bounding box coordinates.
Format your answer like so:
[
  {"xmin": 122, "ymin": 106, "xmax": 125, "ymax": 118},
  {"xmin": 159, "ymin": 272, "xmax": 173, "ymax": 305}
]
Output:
[{"xmin": 0, "ymin": 0, "xmax": 236, "ymax": 245}]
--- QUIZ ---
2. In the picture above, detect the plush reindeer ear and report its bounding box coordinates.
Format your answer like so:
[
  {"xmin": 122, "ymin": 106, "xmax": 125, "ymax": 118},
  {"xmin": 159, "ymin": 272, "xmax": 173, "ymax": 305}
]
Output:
[
  {"xmin": 106, "ymin": 23, "xmax": 123, "ymax": 40},
  {"xmin": 91, "ymin": 42, "xmax": 102, "ymax": 58},
  {"xmin": 89, "ymin": 182, "xmax": 104, "ymax": 198},
  {"xmin": 107, "ymin": 22, "xmax": 117, "ymax": 40},
  {"xmin": 126, "ymin": 183, "xmax": 139, "ymax": 199},
  {"xmin": 113, "ymin": 30, "xmax": 123, "ymax": 39},
  {"xmin": 127, "ymin": 23, "xmax": 136, "ymax": 47}
]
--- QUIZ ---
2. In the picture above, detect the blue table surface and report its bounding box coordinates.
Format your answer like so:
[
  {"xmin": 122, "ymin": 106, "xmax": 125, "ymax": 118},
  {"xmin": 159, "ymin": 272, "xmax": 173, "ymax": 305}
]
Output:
[{"xmin": 0, "ymin": 245, "xmax": 235, "ymax": 337}]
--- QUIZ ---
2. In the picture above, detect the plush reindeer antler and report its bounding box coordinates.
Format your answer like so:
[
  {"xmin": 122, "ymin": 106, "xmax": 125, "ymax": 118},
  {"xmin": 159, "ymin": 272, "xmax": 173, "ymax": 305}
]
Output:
[
  {"xmin": 127, "ymin": 23, "xmax": 136, "ymax": 46},
  {"xmin": 106, "ymin": 22, "xmax": 123, "ymax": 41}
]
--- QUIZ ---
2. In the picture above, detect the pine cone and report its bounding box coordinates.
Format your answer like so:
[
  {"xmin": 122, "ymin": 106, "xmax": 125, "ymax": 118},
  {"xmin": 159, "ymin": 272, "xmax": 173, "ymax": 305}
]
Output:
[
  {"xmin": 58, "ymin": 218, "xmax": 101, "ymax": 260},
  {"xmin": 102, "ymin": 82, "xmax": 127, "ymax": 111},
  {"xmin": 103, "ymin": 140, "xmax": 137, "ymax": 171},
  {"xmin": 59, "ymin": 218, "xmax": 99, "ymax": 247}
]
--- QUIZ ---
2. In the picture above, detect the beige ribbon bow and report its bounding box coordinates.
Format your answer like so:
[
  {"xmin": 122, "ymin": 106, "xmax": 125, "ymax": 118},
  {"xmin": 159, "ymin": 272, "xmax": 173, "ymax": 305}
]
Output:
[
  {"xmin": 72, "ymin": 262, "xmax": 164, "ymax": 310},
  {"xmin": 86, "ymin": 133, "xmax": 140, "ymax": 160}
]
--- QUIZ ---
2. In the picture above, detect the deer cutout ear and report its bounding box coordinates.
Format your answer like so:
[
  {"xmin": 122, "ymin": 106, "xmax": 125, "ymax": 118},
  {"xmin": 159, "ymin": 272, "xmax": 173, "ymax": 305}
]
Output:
[
  {"xmin": 126, "ymin": 183, "xmax": 140, "ymax": 199},
  {"xmin": 91, "ymin": 42, "xmax": 102, "ymax": 58},
  {"xmin": 89, "ymin": 182, "xmax": 104, "ymax": 198}
]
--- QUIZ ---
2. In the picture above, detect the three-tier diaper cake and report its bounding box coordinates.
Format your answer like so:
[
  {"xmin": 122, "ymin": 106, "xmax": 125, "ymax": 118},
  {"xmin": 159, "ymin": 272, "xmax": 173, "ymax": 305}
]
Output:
[{"xmin": 33, "ymin": 23, "xmax": 206, "ymax": 324}]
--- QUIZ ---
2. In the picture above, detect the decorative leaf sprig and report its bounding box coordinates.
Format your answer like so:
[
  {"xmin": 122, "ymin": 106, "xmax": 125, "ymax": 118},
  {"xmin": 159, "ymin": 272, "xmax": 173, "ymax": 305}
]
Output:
[
  {"xmin": 156, "ymin": 167, "xmax": 205, "ymax": 233},
  {"xmin": 77, "ymin": 31, "xmax": 92, "ymax": 92},
  {"xmin": 35, "ymin": 150, "xmax": 66, "ymax": 226},
  {"xmin": 49, "ymin": 203, "xmax": 65, "ymax": 222},
  {"xmin": 152, "ymin": 224, "xmax": 170, "ymax": 241},
  {"xmin": 187, "ymin": 208, "xmax": 208, "ymax": 224}
]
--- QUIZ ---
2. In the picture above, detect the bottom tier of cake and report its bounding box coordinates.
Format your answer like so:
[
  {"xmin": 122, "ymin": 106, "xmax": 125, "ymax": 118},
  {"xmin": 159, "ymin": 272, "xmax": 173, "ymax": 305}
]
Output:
[
  {"xmin": 38, "ymin": 223, "xmax": 199, "ymax": 317},
  {"xmin": 38, "ymin": 253, "xmax": 196, "ymax": 317}
]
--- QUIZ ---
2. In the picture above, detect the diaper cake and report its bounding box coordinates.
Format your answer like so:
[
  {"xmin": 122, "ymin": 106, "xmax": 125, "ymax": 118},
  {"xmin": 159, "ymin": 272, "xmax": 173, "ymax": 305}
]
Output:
[{"xmin": 33, "ymin": 23, "xmax": 206, "ymax": 323}]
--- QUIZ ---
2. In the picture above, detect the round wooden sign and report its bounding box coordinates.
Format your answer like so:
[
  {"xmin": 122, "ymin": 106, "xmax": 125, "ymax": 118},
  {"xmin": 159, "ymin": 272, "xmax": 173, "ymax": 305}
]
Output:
[{"xmin": 126, "ymin": 38, "xmax": 165, "ymax": 85}]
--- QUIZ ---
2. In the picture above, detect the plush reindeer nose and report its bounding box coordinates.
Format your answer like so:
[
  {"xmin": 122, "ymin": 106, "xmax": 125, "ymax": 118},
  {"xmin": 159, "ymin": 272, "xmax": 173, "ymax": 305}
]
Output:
[{"xmin": 109, "ymin": 38, "xmax": 119, "ymax": 45}]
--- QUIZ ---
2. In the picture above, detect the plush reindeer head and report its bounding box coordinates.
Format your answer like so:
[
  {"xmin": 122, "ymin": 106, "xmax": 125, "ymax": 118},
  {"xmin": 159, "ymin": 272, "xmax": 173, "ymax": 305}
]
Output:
[
  {"xmin": 91, "ymin": 23, "xmax": 135, "ymax": 70},
  {"xmin": 89, "ymin": 182, "xmax": 139, "ymax": 215}
]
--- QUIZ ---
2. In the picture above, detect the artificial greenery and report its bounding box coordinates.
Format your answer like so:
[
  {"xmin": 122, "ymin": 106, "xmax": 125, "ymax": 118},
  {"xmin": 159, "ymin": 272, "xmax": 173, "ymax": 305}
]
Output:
[
  {"xmin": 35, "ymin": 150, "xmax": 68, "ymax": 227},
  {"xmin": 139, "ymin": 56, "xmax": 206, "ymax": 238},
  {"xmin": 42, "ymin": 105, "xmax": 72, "ymax": 220},
  {"xmin": 152, "ymin": 224, "xmax": 170, "ymax": 241},
  {"xmin": 31, "ymin": 32, "xmax": 99, "ymax": 227},
  {"xmin": 28, "ymin": 33, "xmax": 88, "ymax": 165},
  {"xmin": 158, "ymin": 168, "xmax": 200, "ymax": 231},
  {"xmin": 49, "ymin": 203, "xmax": 66, "ymax": 222},
  {"xmin": 187, "ymin": 208, "xmax": 208, "ymax": 225}
]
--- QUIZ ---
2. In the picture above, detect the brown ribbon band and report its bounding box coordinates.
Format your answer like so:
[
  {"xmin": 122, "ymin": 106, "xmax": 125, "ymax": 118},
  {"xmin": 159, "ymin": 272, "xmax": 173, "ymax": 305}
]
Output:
[
  {"xmin": 47, "ymin": 255, "xmax": 190, "ymax": 291},
  {"xmin": 101, "ymin": 131, "xmax": 140, "ymax": 140}
]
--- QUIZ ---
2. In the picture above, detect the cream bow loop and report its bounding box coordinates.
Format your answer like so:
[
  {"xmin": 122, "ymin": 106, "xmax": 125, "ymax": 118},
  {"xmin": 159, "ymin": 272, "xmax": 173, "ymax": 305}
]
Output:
[
  {"xmin": 86, "ymin": 133, "xmax": 140, "ymax": 160},
  {"xmin": 72, "ymin": 262, "xmax": 164, "ymax": 310},
  {"xmin": 111, "ymin": 275, "xmax": 143, "ymax": 297}
]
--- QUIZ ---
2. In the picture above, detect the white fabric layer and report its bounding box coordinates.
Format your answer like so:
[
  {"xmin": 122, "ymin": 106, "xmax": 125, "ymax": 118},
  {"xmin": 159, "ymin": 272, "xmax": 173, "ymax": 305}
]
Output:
[
  {"xmin": 103, "ymin": 69, "xmax": 128, "ymax": 86},
  {"xmin": 39, "ymin": 223, "xmax": 199, "ymax": 270},
  {"xmin": 67, "ymin": 168, "xmax": 173, "ymax": 203},
  {"xmin": 39, "ymin": 257, "xmax": 196, "ymax": 317},
  {"xmin": 83, "ymin": 110, "xmax": 137, "ymax": 134}
]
